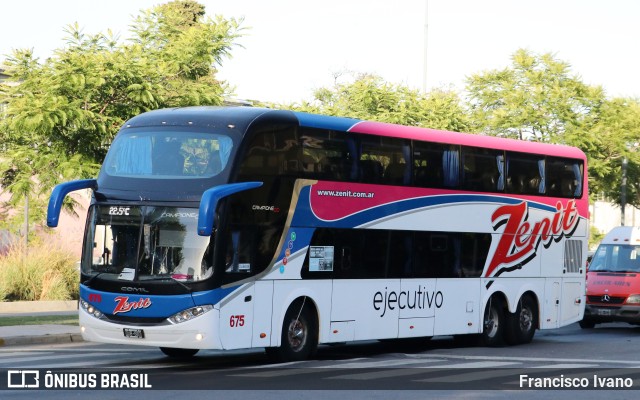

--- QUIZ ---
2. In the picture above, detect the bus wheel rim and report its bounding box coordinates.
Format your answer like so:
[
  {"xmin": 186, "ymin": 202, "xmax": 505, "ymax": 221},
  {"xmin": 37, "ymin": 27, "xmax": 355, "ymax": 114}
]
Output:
[
  {"xmin": 287, "ymin": 320, "xmax": 307, "ymax": 351},
  {"xmin": 519, "ymin": 307, "xmax": 533, "ymax": 332}
]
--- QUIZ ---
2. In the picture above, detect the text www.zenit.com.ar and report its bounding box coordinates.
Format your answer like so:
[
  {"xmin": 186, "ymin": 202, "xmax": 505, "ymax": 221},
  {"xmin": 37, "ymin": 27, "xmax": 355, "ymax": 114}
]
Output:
[{"xmin": 316, "ymin": 189, "xmax": 375, "ymax": 198}]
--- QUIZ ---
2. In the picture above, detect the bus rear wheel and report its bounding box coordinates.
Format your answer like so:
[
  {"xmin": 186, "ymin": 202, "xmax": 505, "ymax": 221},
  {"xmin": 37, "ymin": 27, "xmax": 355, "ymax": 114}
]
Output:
[
  {"xmin": 159, "ymin": 347, "xmax": 199, "ymax": 358},
  {"xmin": 505, "ymin": 295, "xmax": 537, "ymax": 345},
  {"xmin": 479, "ymin": 297, "xmax": 505, "ymax": 347},
  {"xmin": 267, "ymin": 300, "xmax": 318, "ymax": 363}
]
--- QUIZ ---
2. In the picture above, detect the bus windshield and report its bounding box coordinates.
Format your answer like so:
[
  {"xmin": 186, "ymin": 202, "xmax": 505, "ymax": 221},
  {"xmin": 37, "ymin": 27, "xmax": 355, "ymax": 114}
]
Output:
[
  {"xmin": 102, "ymin": 131, "xmax": 233, "ymax": 178},
  {"xmin": 83, "ymin": 205, "xmax": 213, "ymax": 282}
]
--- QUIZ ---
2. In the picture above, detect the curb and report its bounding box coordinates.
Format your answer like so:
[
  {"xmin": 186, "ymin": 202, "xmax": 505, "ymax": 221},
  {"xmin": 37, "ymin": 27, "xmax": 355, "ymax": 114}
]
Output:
[
  {"xmin": 0, "ymin": 300, "xmax": 78, "ymax": 314},
  {"xmin": 0, "ymin": 333, "xmax": 84, "ymax": 347},
  {"xmin": 0, "ymin": 300, "xmax": 82, "ymax": 347}
]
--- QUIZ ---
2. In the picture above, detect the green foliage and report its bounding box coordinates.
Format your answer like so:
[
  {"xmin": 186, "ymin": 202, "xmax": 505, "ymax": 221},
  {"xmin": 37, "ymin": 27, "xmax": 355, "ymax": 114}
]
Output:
[
  {"xmin": 466, "ymin": 49, "xmax": 604, "ymax": 143},
  {"xmin": 0, "ymin": 243, "xmax": 79, "ymax": 301},
  {"xmin": 466, "ymin": 49, "xmax": 640, "ymax": 207},
  {"xmin": 581, "ymin": 98, "xmax": 640, "ymax": 207},
  {"xmin": 589, "ymin": 226, "xmax": 606, "ymax": 250},
  {"xmin": 289, "ymin": 73, "xmax": 471, "ymax": 132},
  {"xmin": 0, "ymin": 0, "xmax": 243, "ymax": 234}
]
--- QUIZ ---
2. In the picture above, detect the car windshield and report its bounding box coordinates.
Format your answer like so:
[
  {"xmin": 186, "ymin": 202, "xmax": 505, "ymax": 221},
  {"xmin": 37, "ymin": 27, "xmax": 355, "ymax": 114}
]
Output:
[
  {"xmin": 83, "ymin": 205, "xmax": 213, "ymax": 282},
  {"xmin": 589, "ymin": 244, "xmax": 640, "ymax": 272},
  {"xmin": 102, "ymin": 131, "xmax": 233, "ymax": 178}
]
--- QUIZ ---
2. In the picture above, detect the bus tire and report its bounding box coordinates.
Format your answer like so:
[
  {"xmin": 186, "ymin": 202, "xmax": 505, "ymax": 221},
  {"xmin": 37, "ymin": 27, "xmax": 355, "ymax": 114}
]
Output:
[
  {"xmin": 479, "ymin": 296, "xmax": 505, "ymax": 347},
  {"xmin": 267, "ymin": 300, "xmax": 318, "ymax": 363},
  {"xmin": 505, "ymin": 295, "xmax": 537, "ymax": 345},
  {"xmin": 159, "ymin": 347, "xmax": 199, "ymax": 358}
]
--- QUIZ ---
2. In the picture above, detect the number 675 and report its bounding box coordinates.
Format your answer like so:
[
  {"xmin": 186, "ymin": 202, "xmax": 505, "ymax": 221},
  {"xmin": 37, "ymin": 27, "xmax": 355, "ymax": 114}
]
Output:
[{"xmin": 229, "ymin": 315, "xmax": 245, "ymax": 327}]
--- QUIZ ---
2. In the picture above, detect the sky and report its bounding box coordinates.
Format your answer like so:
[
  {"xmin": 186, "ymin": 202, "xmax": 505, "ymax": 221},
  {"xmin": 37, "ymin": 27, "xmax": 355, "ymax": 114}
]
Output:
[{"xmin": 1, "ymin": 0, "xmax": 639, "ymax": 104}]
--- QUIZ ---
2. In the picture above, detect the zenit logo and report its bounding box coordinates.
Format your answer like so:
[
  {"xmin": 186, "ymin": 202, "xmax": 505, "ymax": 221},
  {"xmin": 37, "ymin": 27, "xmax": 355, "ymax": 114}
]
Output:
[
  {"xmin": 487, "ymin": 200, "xmax": 580, "ymax": 277},
  {"xmin": 113, "ymin": 296, "xmax": 152, "ymax": 314},
  {"xmin": 252, "ymin": 205, "xmax": 280, "ymax": 212}
]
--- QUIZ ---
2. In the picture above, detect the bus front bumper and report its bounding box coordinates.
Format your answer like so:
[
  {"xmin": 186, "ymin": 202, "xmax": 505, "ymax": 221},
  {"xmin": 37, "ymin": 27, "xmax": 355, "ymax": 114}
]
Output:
[{"xmin": 79, "ymin": 307, "xmax": 223, "ymax": 349}]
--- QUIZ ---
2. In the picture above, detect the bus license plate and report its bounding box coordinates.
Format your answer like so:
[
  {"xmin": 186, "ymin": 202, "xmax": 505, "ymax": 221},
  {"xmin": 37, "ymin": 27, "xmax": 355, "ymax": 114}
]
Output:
[
  {"xmin": 597, "ymin": 309, "xmax": 612, "ymax": 316},
  {"xmin": 123, "ymin": 328, "xmax": 145, "ymax": 339}
]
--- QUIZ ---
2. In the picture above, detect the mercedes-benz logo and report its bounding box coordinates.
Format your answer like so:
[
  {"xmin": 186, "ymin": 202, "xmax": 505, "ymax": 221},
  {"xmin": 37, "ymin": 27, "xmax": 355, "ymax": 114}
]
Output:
[{"xmin": 602, "ymin": 294, "xmax": 611, "ymax": 302}]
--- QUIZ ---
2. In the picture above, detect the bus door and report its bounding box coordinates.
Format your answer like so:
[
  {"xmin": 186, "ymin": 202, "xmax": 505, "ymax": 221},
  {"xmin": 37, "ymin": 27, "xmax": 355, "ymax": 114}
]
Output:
[
  {"xmin": 217, "ymin": 229, "xmax": 258, "ymax": 350},
  {"xmin": 398, "ymin": 278, "xmax": 436, "ymax": 337},
  {"xmin": 560, "ymin": 239, "xmax": 586, "ymax": 324},
  {"xmin": 218, "ymin": 283, "xmax": 255, "ymax": 350},
  {"xmin": 413, "ymin": 231, "xmax": 481, "ymax": 336},
  {"xmin": 330, "ymin": 229, "xmax": 400, "ymax": 341},
  {"xmin": 540, "ymin": 237, "xmax": 585, "ymax": 327},
  {"xmin": 396, "ymin": 232, "xmax": 436, "ymax": 337}
]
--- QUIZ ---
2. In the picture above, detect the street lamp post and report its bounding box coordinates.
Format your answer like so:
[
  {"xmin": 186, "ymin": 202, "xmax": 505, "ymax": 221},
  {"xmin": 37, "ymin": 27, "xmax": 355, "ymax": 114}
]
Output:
[{"xmin": 621, "ymin": 157, "xmax": 628, "ymax": 226}]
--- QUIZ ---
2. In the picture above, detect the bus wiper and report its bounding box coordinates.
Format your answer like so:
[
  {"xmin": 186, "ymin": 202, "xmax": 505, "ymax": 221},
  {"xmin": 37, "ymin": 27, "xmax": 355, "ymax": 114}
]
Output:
[
  {"xmin": 140, "ymin": 276, "xmax": 192, "ymax": 293},
  {"xmin": 83, "ymin": 272, "xmax": 105, "ymax": 287}
]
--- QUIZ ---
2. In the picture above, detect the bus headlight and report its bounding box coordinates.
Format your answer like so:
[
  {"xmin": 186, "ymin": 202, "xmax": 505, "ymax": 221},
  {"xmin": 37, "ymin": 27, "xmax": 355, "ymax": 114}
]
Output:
[
  {"xmin": 80, "ymin": 299, "xmax": 104, "ymax": 319},
  {"xmin": 626, "ymin": 295, "xmax": 640, "ymax": 304},
  {"xmin": 168, "ymin": 305, "xmax": 213, "ymax": 324}
]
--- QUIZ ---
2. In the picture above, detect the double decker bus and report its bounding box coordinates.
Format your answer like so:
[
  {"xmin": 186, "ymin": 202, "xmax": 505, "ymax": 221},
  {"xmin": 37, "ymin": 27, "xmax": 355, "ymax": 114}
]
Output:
[{"xmin": 48, "ymin": 106, "xmax": 588, "ymax": 361}]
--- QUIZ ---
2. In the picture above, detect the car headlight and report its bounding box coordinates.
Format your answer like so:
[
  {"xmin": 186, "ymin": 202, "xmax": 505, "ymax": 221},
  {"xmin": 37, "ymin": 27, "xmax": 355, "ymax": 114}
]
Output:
[
  {"xmin": 168, "ymin": 305, "xmax": 213, "ymax": 324},
  {"xmin": 626, "ymin": 295, "xmax": 640, "ymax": 304},
  {"xmin": 80, "ymin": 299, "xmax": 104, "ymax": 319}
]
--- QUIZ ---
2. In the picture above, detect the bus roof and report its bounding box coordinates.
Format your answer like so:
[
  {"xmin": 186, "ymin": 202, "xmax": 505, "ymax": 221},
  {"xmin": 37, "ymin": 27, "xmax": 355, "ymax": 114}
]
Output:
[
  {"xmin": 123, "ymin": 107, "xmax": 586, "ymax": 160},
  {"xmin": 292, "ymin": 110, "xmax": 586, "ymax": 160}
]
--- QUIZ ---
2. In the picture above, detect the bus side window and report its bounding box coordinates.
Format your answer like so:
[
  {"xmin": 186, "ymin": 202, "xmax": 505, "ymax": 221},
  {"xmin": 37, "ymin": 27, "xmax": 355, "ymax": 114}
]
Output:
[
  {"xmin": 546, "ymin": 158, "xmax": 583, "ymax": 198},
  {"xmin": 462, "ymin": 147, "xmax": 502, "ymax": 192},
  {"xmin": 341, "ymin": 247, "xmax": 352, "ymax": 272},
  {"xmin": 359, "ymin": 159, "xmax": 383, "ymax": 183},
  {"xmin": 413, "ymin": 142, "xmax": 450, "ymax": 189}
]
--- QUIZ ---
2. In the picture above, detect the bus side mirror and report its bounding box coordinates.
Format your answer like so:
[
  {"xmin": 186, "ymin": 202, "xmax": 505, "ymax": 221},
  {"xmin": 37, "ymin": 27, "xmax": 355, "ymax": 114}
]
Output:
[
  {"xmin": 47, "ymin": 179, "xmax": 97, "ymax": 228},
  {"xmin": 197, "ymin": 182, "xmax": 263, "ymax": 236}
]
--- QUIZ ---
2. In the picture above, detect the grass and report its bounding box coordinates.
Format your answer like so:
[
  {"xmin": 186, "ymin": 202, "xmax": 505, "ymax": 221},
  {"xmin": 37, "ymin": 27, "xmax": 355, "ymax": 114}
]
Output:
[
  {"xmin": 0, "ymin": 314, "xmax": 79, "ymax": 327},
  {"xmin": 0, "ymin": 242, "xmax": 79, "ymax": 301}
]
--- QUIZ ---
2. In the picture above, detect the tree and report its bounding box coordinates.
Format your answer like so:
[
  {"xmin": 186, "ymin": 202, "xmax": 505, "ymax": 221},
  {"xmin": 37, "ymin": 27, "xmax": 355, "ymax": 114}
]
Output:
[
  {"xmin": 466, "ymin": 49, "xmax": 604, "ymax": 143},
  {"xmin": 581, "ymin": 98, "xmax": 640, "ymax": 207},
  {"xmin": 290, "ymin": 73, "xmax": 471, "ymax": 132},
  {"xmin": 0, "ymin": 0, "xmax": 243, "ymax": 232},
  {"xmin": 465, "ymin": 49, "xmax": 640, "ymax": 207}
]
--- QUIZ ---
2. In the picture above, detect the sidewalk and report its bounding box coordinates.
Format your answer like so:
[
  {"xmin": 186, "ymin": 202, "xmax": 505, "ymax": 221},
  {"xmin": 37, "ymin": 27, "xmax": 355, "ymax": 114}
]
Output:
[{"xmin": 0, "ymin": 301, "xmax": 83, "ymax": 347}]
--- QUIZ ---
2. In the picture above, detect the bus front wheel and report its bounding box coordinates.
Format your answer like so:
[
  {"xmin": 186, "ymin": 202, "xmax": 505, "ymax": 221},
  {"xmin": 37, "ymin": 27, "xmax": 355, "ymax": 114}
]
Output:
[
  {"xmin": 159, "ymin": 347, "xmax": 199, "ymax": 358},
  {"xmin": 267, "ymin": 300, "xmax": 318, "ymax": 363},
  {"xmin": 479, "ymin": 297, "xmax": 505, "ymax": 347}
]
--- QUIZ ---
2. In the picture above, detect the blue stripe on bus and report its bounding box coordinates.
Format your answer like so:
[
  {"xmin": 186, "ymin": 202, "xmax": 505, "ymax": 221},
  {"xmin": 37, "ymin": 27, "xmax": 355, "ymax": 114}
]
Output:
[
  {"xmin": 294, "ymin": 112, "xmax": 360, "ymax": 132},
  {"xmin": 81, "ymin": 285, "xmax": 195, "ymax": 318},
  {"xmin": 293, "ymin": 187, "xmax": 558, "ymax": 228},
  {"xmin": 81, "ymin": 285, "xmax": 240, "ymax": 318},
  {"xmin": 191, "ymin": 286, "xmax": 240, "ymax": 307}
]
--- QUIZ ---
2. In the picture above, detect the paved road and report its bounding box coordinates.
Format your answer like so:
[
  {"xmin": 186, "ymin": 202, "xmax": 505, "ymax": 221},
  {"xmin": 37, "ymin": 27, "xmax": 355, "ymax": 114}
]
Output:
[{"xmin": 2, "ymin": 322, "xmax": 640, "ymax": 398}]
